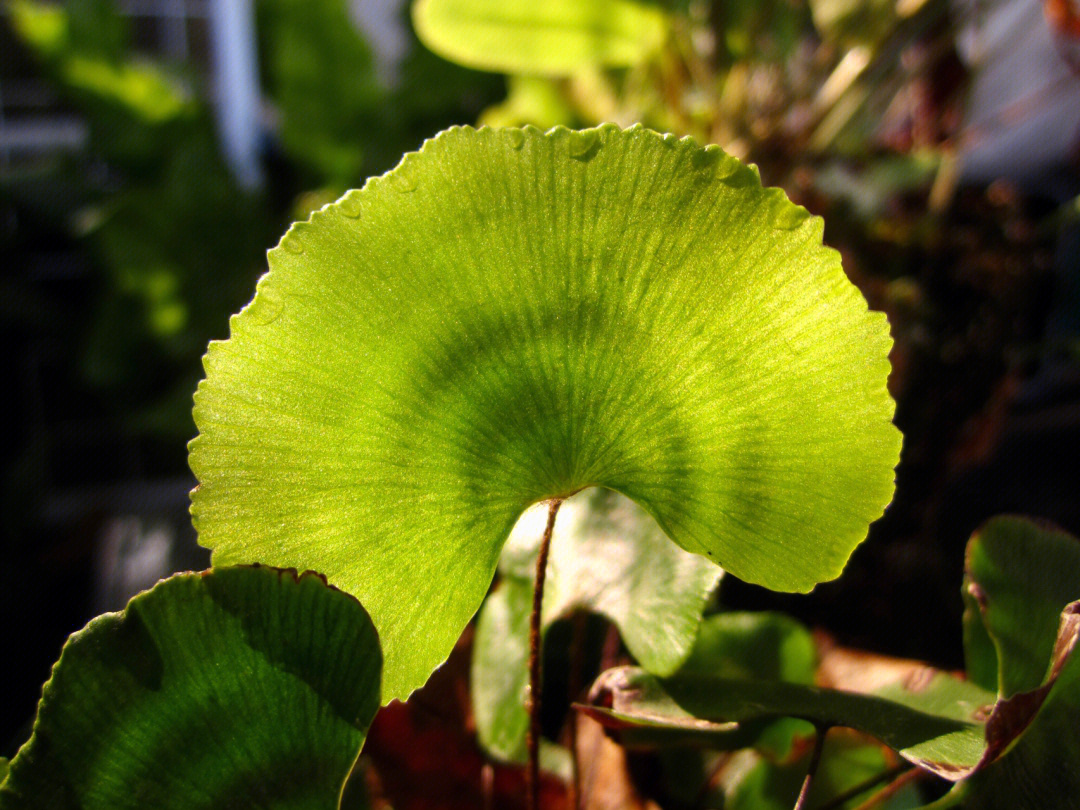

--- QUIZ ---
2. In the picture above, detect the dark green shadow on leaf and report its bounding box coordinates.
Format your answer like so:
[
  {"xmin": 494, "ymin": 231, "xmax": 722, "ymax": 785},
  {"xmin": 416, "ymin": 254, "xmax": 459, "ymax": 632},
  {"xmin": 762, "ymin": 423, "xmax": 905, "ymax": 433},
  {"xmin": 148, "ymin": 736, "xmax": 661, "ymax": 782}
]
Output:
[
  {"xmin": 0, "ymin": 566, "xmax": 381, "ymax": 810},
  {"xmin": 925, "ymin": 604, "xmax": 1080, "ymax": 810}
]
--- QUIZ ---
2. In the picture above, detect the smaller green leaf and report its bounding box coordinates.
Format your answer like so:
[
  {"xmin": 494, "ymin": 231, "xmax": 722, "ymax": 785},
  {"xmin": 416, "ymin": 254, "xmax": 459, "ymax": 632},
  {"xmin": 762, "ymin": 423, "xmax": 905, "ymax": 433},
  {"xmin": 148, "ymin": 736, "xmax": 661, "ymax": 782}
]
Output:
[
  {"xmin": 411, "ymin": 0, "xmax": 669, "ymax": 76},
  {"xmin": 502, "ymin": 489, "xmax": 723, "ymax": 675},
  {"xmin": 472, "ymin": 577, "xmax": 532, "ymax": 763},
  {"xmin": 963, "ymin": 516, "xmax": 1080, "ymax": 697},
  {"xmin": 0, "ymin": 566, "xmax": 381, "ymax": 810},
  {"xmin": 961, "ymin": 583, "xmax": 998, "ymax": 695},
  {"xmin": 941, "ymin": 603, "xmax": 1080, "ymax": 809},
  {"xmin": 473, "ymin": 489, "xmax": 720, "ymax": 765},
  {"xmin": 674, "ymin": 612, "xmax": 819, "ymax": 761},
  {"xmin": 679, "ymin": 612, "xmax": 816, "ymax": 684},
  {"xmin": 586, "ymin": 596, "xmax": 1080, "ymax": 790}
]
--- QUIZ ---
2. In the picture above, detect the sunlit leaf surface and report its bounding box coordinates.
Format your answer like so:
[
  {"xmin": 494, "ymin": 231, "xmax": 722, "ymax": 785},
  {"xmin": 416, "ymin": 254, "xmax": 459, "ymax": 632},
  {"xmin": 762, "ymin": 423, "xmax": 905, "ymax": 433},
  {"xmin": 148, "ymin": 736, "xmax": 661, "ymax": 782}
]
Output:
[
  {"xmin": 0, "ymin": 567, "xmax": 381, "ymax": 810},
  {"xmin": 190, "ymin": 124, "xmax": 900, "ymax": 700}
]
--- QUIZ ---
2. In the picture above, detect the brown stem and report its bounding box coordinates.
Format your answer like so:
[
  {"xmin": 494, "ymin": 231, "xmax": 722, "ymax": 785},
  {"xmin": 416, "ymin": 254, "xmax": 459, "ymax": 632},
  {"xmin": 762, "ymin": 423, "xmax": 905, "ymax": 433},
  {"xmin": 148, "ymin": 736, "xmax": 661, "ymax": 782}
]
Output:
[
  {"xmin": 793, "ymin": 725, "xmax": 829, "ymax": 810},
  {"xmin": 526, "ymin": 498, "xmax": 563, "ymax": 810},
  {"xmin": 694, "ymin": 752, "xmax": 733, "ymax": 808},
  {"xmin": 813, "ymin": 764, "xmax": 909, "ymax": 810},
  {"xmin": 850, "ymin": 767, "xmax": 924, "ymax": 810},
  {"xmin": 481, "ymin": 762, "xmax": 494, "ymax": 810}
]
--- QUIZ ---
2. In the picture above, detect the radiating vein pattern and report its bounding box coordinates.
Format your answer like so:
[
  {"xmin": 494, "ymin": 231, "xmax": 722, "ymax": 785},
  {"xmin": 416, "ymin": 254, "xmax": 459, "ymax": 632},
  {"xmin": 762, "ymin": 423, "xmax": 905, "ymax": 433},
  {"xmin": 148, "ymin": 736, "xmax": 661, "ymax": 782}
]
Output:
[{"xmin": 190, "ymin": 124, "xmax": 900, "ymax": 700}]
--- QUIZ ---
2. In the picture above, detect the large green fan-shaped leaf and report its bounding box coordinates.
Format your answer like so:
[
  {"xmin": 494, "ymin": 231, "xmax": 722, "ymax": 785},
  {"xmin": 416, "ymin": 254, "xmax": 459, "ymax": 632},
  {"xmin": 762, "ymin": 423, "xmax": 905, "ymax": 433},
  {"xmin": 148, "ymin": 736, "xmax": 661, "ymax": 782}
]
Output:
[
  {"xmin": 190, "ymin": 124, "xmax": 900, "ymax": 701},
  {"xmin": 411, "ymin": 0, "xmax": 668, "ymax": 77},
  {"xmin": 0, "ymin": 567, "xmax": 381, "ymax": 810},
  {"xmin": 472, "ymin": 489, "xmax": 720, "ymax": 763}
]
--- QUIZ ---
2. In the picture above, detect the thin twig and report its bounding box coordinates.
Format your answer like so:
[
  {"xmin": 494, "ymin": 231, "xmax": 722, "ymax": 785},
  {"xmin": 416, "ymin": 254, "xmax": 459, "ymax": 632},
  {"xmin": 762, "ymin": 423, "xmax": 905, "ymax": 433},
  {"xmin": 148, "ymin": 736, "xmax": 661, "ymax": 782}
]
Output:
[
  {"xmin": 850, "ymin": 767, "xmax": 924, "ymax": 810},
  {"xmin": 694, "ymin": 752, "xmax": 733, "ymax": 808},
  {"xmin": 793, "ymin": 725, "xmax": 829, "ymax": 810},
  {"xmin": 482, "ymin": 762, "xmax": 494, "ymax": 810},
  {"xmin": 813, "ymin": 764, "xmax": 909, "ymax": 810},
  {"xmin": 526, "ymin": 498, "xmax": 563, "ymax": 810}
]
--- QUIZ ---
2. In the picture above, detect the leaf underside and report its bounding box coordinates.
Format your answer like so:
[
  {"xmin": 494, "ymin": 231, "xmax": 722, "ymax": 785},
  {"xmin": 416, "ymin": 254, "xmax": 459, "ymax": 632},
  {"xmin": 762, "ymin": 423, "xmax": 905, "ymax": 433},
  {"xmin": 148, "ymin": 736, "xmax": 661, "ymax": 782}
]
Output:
[
  {"xmin": 190, "ymin": 123, "xmax": 900, "ymax": 701},
  {"xmin": 0, "ymin": 567, "xmax": 381, "ymax": 810}
]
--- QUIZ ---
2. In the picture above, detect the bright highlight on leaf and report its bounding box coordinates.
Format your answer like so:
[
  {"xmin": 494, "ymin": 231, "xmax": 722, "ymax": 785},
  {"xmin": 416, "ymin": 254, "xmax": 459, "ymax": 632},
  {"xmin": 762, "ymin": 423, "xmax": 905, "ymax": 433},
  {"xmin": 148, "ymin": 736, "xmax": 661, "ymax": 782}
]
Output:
[
  {"xmin": 412, "ymin": 0, "xmax": 669, "ymax": 77},
  {"xmin": 190, "ymin": 124, "xmax": 900, "ymax": 701},
  {"xmin": 0, "ymin": 567, "xmax": 381, "ymax": 810}
]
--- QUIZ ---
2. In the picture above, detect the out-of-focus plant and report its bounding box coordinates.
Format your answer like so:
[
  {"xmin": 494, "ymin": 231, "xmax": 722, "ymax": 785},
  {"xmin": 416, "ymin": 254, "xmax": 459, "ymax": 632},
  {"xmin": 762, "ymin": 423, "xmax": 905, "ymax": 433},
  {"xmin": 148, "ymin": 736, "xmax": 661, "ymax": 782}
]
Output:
[
  {"xmin": 410, "ymin": 0, "xmax": 954, "ymax": 170},
  {"xmin": 255, "ymin": 0, "xmax": 383, "ymax": 188},
  {"xmin": 7, "ymin": 0, "xmax": 269, "ymax": 439}
]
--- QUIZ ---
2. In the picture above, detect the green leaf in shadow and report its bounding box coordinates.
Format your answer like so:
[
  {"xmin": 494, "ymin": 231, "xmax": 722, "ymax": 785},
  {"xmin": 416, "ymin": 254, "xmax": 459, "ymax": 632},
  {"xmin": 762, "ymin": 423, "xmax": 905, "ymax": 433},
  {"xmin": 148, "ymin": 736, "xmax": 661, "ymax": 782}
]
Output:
[
  {"xmin": 411, "ymin": 0, "xmax": 669, "ymax": 76},
  {"xmin": 472, "ymin": 489, "xmax": 721, "ymax": 763},
  {"xmin": 585, "ymin": 594, "xmax": 1080, "ymax": 789},
  {"xmin": 927, "ymin": 517, "xmax": 1080, "ymax": 809},
  {"xmin": 190, "ymin": 124, "xmax": 901, "ymax": 701},
  {"xmin": 0, "ymin": 567, "xmax": 381, "ymax": 810},
  {"xmin": 582, "ymin": 665, "xmax": 994, "ymax": 779},
  {"xmin": 574, "ymin": 611, "xmax": 821, "ymax": 762},
  {"xmin": 945, "ymin": 604, "xmax": 1080, "ymax": 809},
  {"xmin": 962, "ymin": 516, "xmax": 1080, "ymax": 697}
]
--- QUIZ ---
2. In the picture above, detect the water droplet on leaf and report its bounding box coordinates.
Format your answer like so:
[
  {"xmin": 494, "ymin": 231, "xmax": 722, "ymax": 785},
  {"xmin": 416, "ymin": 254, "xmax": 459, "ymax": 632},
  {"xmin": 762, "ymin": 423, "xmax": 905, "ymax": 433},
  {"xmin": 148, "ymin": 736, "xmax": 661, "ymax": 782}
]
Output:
[
  {"xmin": 391, "ymin": 172, "xmax": 417, "ymax": 193},
  {"xmin": 507, "ymin": 130, "xmax": 525, "ymax": 150},
  {"xmin": 567, "ymin": 130, "xmax": 600, "ymax": 162},
  {"xmin": 283, "ymin": 237, "xmax": 304, "ymax": 254},
  {"xmin": 249, "ymin": 293, "xmax": 284, "ymax": 326},
  {"xmin": 775, "ymin": 206, "xmax": 809, "ymax": 231},
  {"xmin": 339, "ymin": 196, "xmax": 362, "ymax": 219}
]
